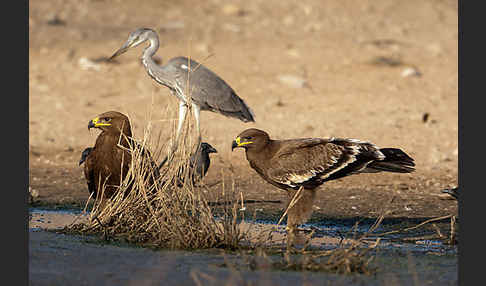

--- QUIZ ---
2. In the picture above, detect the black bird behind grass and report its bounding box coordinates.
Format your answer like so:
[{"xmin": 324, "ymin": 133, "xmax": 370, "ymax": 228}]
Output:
[
  {"xmin": 181, "ymin": 142, "xmax": 217, "ymax": 185},
  {"xmin": 159, "ymin": 142, "xmax": 218, "ymax": 187},
  {"xmin": 232, "ymin": 128, "xmax": 415, "ymax": 246}
]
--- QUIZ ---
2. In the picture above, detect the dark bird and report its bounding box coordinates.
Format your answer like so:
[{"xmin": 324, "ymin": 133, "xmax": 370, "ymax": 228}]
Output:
[
  {"xmin": 79, "ymin": 147, "xmax": 94, "ymax": 166},
  {"xmin": 83, "ymin": 111, "xmax": 159, "ymax": 204},
  {"xmin": 232, "ymin": 128, "xmax": 415, "ymax": 245},
  {"xmin": 441, "ymin": 187, "xmax": 459, "ymax": 200},
  {"xmin": 176, "ymin": 142, "xmax": 218, "ymax": 186},
  {"xmin": 159, "ymin": 142, "xmax": 218, "ymax": 187},
  {"xmin": 109, "ymin": 28, "xmax": 255, "ymax": 165}
]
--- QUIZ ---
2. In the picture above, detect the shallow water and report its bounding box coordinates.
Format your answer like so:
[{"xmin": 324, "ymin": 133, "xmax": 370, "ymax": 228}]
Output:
[
  {"xmin": 29, "ymin": 207, "xmax": 457, "ymax": 254},
  {"xmin": 29, "ymin": 208, "xmax": 458, "ymax": 285}
]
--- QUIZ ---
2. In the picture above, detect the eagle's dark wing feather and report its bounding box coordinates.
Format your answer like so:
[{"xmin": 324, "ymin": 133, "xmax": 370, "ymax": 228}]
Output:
[{"xmin": 267, "ymin": 138, "xmax": 385, "ymax": 188}]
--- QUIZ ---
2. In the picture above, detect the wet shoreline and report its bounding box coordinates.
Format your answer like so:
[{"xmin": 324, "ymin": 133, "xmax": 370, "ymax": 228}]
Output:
[{"xmin": 29, "ymin": 208, "xmax": 457, "ymax": 285}]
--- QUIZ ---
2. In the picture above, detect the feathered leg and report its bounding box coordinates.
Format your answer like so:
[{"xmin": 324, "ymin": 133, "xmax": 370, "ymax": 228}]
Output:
[{"xmin": 285, "ymin": 188, "xmax": 317, "ymax": 249}]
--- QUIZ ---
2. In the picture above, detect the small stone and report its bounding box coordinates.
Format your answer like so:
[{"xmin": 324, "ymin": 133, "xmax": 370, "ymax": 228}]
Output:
[
  {"xmin": 286, "ymin": 48, "xmax": 300, "ymax": 58},
  {"xmin": 78, "ymin": 57, "xmax": 101, "ymax": 71},
  {"xmin": 222, "ymin": 4, "xmax": 241, "ymax": 16},
  {"xmin": 277, "ymin": 74, "xmax": 307, "ymax": 89},
  {"xmin": 401, "ymin": 67, "xmax": 422, "ymax": 77}
]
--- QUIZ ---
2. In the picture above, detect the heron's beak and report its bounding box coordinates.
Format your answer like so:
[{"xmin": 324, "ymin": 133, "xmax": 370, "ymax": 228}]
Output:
[
  {"xmin": 231, "ymin": 137, "xmax": 252, "ymax": 151},
  {"xmin": 109, "ymin": 42, "xmax": 130, "ymax": 60},
  {"xmin": 88, "ymin": 117, "xmax": 111, "ymax": 129}
]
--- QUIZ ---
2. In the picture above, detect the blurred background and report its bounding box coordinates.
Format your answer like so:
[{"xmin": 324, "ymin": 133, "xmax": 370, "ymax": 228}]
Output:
[{"xmin": 29, "ymin": 0, "xmax": 458, "ymax": 204}]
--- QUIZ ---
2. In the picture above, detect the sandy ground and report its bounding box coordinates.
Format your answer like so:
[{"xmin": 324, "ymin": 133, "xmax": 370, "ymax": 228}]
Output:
[
  {"xmin": 29, "ymin": 0, "xmax": 458, "ymax": 219},
  {"xmin": 29, "ymin": 0, "xmax": 458, "ymax": 284}
]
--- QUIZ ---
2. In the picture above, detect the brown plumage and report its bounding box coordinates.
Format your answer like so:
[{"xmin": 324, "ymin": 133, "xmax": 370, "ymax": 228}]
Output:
[
  {"xmin": 231, "ymin": 128, "xmax": 415, "ymax": 243},
  {"xmin": 82, "ymin": 111, "xmax": 159, "ymax": 203}
]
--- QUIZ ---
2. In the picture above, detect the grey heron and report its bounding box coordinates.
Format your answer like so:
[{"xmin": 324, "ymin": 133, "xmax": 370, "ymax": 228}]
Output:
[{"xmin": 109, "ymin": 28, "xmax": 255, "ymax": 165}]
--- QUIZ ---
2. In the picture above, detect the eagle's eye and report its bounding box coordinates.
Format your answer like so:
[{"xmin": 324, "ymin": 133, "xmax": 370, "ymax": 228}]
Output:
[
  {"xmin": 244, "ymin": 136, "xmax": 252, "ymax": 140},
  {"xmin": 103, "ymin": 117, "xmax": 112, "ymax": 122}
]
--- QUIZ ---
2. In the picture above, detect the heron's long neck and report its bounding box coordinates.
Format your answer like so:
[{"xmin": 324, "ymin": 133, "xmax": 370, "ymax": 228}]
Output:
[
  {"xmin": 141, "ymin": 36, "xmax": 159, "ymax": 70},
  {"xmin": 141, "ymin": 36, "xmax": 174, "ymax": 89}
]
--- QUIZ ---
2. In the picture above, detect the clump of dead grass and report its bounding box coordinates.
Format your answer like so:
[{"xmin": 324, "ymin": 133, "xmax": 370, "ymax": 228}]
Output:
[{"xmin": 65, "ymin": 98, "xmax": 245, "ymax": 250}]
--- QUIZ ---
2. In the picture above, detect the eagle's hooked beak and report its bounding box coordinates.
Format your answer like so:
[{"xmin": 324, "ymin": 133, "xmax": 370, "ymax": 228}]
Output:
[
  {"xmin": 88, "ymin": 120, "xmax": 95, "ymax": 130},
  {"xmin": 88, "ymin": 117, "xmax": 111, "ymax": 130},
  {"xmin": 231, "ymin": 137, "xmax": 252, "ymax": 151},
  {"xmin": 231, "ymin": 140, "xmax": 238, "ymax": 151}
]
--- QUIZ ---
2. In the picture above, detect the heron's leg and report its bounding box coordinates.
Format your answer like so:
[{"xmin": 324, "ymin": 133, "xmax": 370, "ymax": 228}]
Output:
[
  {"xmin": 175, "ymin": 101, "xmax": 189, "ymax": 145},
  {"xmin": 158, "ymin": 102, "xmax": 188, "ymax": 169},
  {"xmin": 191, "ymin": 102, "xmax": 202, "ymax": 144}
]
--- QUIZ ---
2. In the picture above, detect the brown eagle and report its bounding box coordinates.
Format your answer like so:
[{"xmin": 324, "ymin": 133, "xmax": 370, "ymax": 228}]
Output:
[
  {"xmin": 231, "ymin": 128, "xmax": 415, "ymax": 242},
  {"xmin": 81, "ymin": 111, "xmax": 159, "ymax": 204}
]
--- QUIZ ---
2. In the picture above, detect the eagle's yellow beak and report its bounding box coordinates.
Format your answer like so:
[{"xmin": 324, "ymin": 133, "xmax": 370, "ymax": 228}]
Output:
[
  {"xmin": 88, "ymin": 117, "xmax": 111, "ymax": 129},
  {"xmin": 231, "ymin": 137, "xmax": 253, "ymax": 151}
]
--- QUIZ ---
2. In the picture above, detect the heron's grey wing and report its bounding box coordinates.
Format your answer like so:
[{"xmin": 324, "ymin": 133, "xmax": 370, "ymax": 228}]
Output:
[{"xmin": 168, "ymin": 57, "xmax": 255, "ymax": 122}]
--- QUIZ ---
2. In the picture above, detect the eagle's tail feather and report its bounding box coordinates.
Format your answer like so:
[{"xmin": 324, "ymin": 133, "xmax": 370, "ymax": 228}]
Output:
[{"xmin": 366, "ymin": 148, "xmax": 415, "ymax": 173}]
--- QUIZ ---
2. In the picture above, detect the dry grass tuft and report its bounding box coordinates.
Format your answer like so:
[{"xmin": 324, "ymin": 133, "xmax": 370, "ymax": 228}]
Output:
[{"xmin": 64, "ymin": 100, "xmax": 245, "ymax": 250}]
